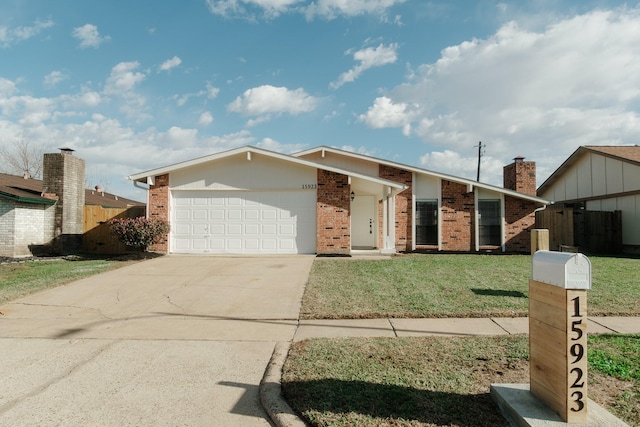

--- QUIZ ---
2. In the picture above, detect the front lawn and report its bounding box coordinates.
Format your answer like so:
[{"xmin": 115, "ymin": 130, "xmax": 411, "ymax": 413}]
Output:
[
  {"xmin": 286, "ymin": 253, "xmax": 640, "ymax": 426},
  {"xmin": 283, "ymin": 334, "xmax": 639, "ymax": 426},
  {"xmin": 300, "ymin": 254, "xmax": 640, "ymax": 319}
]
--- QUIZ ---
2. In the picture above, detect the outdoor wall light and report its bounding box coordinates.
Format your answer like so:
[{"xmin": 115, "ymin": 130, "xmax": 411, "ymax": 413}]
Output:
[{"xmin": 350, "ymin": 191, "xmax": 355, "ymax": 201}]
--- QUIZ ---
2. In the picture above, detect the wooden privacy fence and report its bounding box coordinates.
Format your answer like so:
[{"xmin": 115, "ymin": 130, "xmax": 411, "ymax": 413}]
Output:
[
  {"xmin": 536, "ymin": 207, "xmax": 622, "ymax": 254},
  {"xmin": 83, "ymin": 205, "xmax": 146, "ymax": 254}
]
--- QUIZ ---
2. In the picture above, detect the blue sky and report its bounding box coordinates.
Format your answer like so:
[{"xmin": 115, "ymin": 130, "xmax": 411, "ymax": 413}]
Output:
[{"xmin": 1, "ymin": 0, "xmax": 639, "ymax": 201}]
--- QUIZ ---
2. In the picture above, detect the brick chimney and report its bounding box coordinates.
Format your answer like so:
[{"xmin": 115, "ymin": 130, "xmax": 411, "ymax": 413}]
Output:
[
  {"xmin": 43, "ymin": 148, "xmax": 86, "ymax": 254},
  {"xmin": 503, "ymin": 156, "xmax": 536, "ymax": 195}
]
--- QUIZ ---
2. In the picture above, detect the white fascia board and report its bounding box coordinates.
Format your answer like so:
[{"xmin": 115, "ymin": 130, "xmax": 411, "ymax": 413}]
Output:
[
  {"xmin": 127, "ymin": 145, "xmax": 406, "ymax": 190},
  {"xmin": 293, "ymin": 145, "xmax": 550, "ymax": 205}
]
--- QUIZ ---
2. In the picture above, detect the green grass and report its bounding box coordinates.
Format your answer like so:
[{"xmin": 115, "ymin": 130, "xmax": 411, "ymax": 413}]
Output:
[
  {"xmin": 588, "ymin": 334, "xmax": 640, "ymax": 422},
  {"xmin": 283, "ymin": 335, "xmax": 640, "ymax": 427},
  {"xmin": 301, "ymin": 254, "xmax": 640, "ymax": 319},
  {"xmin": 0, "ymin": 257, "xmax": 137, "ymax": 304}
]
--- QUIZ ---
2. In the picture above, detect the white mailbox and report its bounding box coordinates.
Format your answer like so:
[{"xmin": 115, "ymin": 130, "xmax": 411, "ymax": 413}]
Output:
[{"xmin": 531, "ymin": 250, "xmax": 591, "ymax": 290}]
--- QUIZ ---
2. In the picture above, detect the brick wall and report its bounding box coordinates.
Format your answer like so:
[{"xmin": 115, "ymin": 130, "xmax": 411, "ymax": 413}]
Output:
[
  {"xmin": 441, "ymin": 180, "xmax": 474, "ymax": 251},
  {"xmin": 503, "ymin": 158, "xmax": 536, "ymax": 196},
  {"xmin": 316, "ymin": 169, "xmax": 350, "ymax": 255},
  {"xmin": 504, "ymin": 196, "xmax": 536, "ymax": 252},
  {"xmin": 148, "ymin": 174, "xmax": 170, "ymax": 252},
  {"xmin": 379, "ymin": 165, "xmax": 412, "ymax": 252}
]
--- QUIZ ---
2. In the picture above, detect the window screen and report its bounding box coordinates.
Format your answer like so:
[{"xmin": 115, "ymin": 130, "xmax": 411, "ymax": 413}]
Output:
[
  {"xmin": 478, "ymin": 200, "xmax": 501, "ymax": 246},
  {"xmin": 416, "ymin": 200, "xmax": 438, "ymax": 245}
]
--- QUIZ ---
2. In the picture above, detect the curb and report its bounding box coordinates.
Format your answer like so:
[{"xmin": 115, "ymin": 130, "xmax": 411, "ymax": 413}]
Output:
[{"xmin": 260, "ymin": 341, "xmax": 308, "ymax": 427}]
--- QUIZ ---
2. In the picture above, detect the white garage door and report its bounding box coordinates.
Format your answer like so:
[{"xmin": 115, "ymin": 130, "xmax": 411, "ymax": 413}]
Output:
[{"xmin": 171, "ymin": 190, "xmax": 316, "ymax": 254}]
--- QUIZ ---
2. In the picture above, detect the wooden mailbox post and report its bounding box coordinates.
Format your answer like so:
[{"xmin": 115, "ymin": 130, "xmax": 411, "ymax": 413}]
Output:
[{"xmin": 529, "ymin": 251, "xmax": 591, "ymax": 424}]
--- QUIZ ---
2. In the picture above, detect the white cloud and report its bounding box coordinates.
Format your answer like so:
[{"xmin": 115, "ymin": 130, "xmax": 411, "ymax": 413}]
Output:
[
  {"xmin": 331, "ymin": 43, "xmax": 399, "ymax": 88},
  {"xmin": 205, "ymin": 0, "xmax": 404, "ymax": 20},
  {"xmin": 0, "ymin": 19, "xmax": 54, "ymax": 48},
  {"xmin": 198, "ymin": 111, "xmax": 214, "ymax": 126},
  {"xmin": 43, "ymin": 71, "xmax": 68, "ymax": 88},
  {"xmin": 159, "ymin": 56, "xmax": 182, "ymax": 72},
  {"xmin": 419, "ymin": 150, "xmax": 504, "ymax": 184},
  {"xmin": 72, "ymin": 24, "xmax": 111, "ymax": 48},
  {"xmin": 104, "ymin": 62, "xmax": 146, "ymax": 96},
  {"xmin": 256, "ymin": 137, "xmax": 306, "ymax": 153},
  {"xmin": 0, "ymin": 77, "xmax": 17, "ymax": 97},
  {"xmin": 305, "ymin": 0, "xmax": 406, "ymax": 20},
  {"xmin": 227, "ymin": 85, "xmax": 318, "ymax": 124},
  {"xmin": 206, "ymin": 82, "xmax": 220, "ymax": 99},
  {"xmin": 358, "ymin": 96, "xmax": 418, "ymax": 136},
  {"xmin": 205, "ymin": 0, "xmax": 304, "ymax": 19},
  {"xmin": 361, "ymin": 8, "xmax": 640, "ymax": 183},
  {"xmin": 104, "ymin": 62, "xmax": 148, "ymax": 119}
]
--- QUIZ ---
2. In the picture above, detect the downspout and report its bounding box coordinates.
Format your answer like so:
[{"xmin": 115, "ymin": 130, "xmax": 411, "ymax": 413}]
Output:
[{"xmin": 132, "ymin": 179, "xmax": 151, "ymax": 218}]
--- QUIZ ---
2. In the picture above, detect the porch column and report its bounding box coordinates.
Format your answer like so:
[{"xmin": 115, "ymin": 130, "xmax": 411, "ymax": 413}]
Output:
[{"xmin": 381, "ymin": 189, "xmax": 396, "ymax": 254}]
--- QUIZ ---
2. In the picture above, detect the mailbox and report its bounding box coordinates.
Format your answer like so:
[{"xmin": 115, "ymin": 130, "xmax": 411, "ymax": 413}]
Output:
[
  {"xmin": 529, "ymin": 250, "xmax": 592, "ymax": 423},
  {"xmin": 531, "ymin": 250, "xmax": 591, "ymax": 289}
]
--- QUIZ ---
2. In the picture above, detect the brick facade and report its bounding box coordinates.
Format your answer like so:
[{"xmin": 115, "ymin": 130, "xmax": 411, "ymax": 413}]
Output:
[
  {"xmin": 379, "ymin": 165, "xmax": 412, "ymax": 252},
  {"xmin": 504, "ymin": 196, "xmax": 536, "ymax": 252},
  {"xmin": 316, "ymin": 169, "xmax": 351, "ymax": 255},
  {"xmin": 148, "ymin": 174, "xmax": 170, "ymax": 252},
  {"xmin": 503, "ymin": 157, "xmax": 536, "ymax": 195},
  {"xmin": 441, "ymin": 180, "xmax": 475, "ymax": 251}
]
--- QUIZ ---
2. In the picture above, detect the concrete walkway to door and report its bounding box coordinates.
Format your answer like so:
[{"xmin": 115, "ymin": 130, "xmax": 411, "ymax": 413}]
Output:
[{"xmin": 0, "ymin": 255, "xmax": 314, "ymax": 427}]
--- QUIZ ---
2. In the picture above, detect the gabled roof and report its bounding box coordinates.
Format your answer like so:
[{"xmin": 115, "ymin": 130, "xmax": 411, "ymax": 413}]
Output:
[
  {"xmin": 127, "ymin": 145, "xmax": 407, "ymax": 191},
  {"xmin": 0, "ymin": 172, "xmax": 144, "ymax": 208},
  {"xmin": 294, "ymin": 146, "xmax": 550, "ymax": 205},
  {"xmin": 537, "ymin": 145, "xmax": 640, "ymax": 196}
]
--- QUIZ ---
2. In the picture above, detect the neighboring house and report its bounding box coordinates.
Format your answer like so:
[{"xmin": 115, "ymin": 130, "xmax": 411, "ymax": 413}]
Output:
[
  {"xmin": 0, "ymin": 149, "xmax": 143, "ymax": 258},
  {"xmin": 537, "ymin": 145, "xmax": 640, "ymax": 254},
  {"xmin": 128, "ymin": 145, "xmax": 549, "ymax": 255}
]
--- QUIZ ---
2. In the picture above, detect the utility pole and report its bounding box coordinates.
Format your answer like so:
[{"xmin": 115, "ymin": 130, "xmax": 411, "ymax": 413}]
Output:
[{"xmin": 477, "ymin": 141, "xmax": 482, "ymax": 181}]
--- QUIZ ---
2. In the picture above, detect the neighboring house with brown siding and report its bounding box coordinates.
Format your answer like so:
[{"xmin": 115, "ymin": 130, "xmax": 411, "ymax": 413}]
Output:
[
  {"xmin": 538, "ymin": 145, "xmax": 640, "ymax": 254},
  {"xmin": 129, "ymin": 145, "xmax": 549, "ymax": 255},
  {"xmin": 0, "ymin": 149, "xmax": 143, "ymax": 258}
]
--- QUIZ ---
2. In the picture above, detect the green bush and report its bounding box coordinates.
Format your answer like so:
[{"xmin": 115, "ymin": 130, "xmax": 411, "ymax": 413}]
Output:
[{"xmin": 108, "ymin": 217, "xmax": 170, "ymax": 251}]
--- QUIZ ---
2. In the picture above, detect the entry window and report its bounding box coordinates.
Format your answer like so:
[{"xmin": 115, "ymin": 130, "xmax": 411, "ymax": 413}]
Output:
[
  {"xmin": 478, "ymin": 200, "xmax": 501, "ymax": 246},
  {"xmin": 416, "ymin": 200, "xmax": 438, "ymax": 245}
]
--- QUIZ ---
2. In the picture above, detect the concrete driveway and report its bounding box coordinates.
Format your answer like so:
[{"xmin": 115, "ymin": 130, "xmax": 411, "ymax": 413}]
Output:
[{"xmin": 0, "ymin": 255, "xmax": 315, "ymax": 426}]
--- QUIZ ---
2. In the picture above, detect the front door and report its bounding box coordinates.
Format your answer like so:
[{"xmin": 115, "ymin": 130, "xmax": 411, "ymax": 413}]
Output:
[{"xmin": 351, "ymin": 195, "xmax": 376, "ymax": 249}]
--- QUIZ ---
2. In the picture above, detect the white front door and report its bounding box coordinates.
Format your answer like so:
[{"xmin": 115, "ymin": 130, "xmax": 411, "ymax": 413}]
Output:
[{"xmin": 351, "ymin": 195, "xmax": 376, "ymax": 249}]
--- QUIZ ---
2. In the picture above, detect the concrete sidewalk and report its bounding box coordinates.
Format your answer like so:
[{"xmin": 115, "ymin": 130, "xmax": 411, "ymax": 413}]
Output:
[{"xmin": 293, "ymin": 316, "xmax": 640, "ymax": 341}]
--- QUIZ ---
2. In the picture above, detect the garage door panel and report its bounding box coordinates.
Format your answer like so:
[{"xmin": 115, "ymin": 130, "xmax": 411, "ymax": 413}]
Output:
[
  {"xmin": 262, "ymin": 209, "xmax": 277, "ymax": 221},
  {"xmin": 227, "ymin": 209, "xmax": 242, "ymax": 220},
  {"xmin": 171, "ymin": 190, "xmax": 316, "ymax": 254},
  {"xmin": 262, "ymin": 224, "xmax": 277, "ymax": 235},
  {"xmin": 245, "ymin": 209, "xmax": 260, "ymax": 220},
  {"xmin": 192, "ymin": 224, "xmax": 207, "ymax": 234},
  {"xmin": 227, "ymin": 224, "xmax": 242, "ymax": 235},
  {"xmin": 210, "ymin": 209, "xmax": 225, "ymax": 220},
  {"xmin": 210, "ymin": 224, "xmax": 225, "ymax": 234},
  {"xmin": 245, "ymin": 223, "xmax": 260, "ymax": 235},
  {"xmin": 227, "ymin": 238, "xmax": 242, "ymax": 250},
  {"xmin": 192, "ymin": 210, "xmax": 208, "ymax": 220}
]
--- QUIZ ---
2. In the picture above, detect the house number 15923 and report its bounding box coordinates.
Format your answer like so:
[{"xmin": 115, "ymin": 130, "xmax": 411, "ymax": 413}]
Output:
[{"xmin": 569, "ymin": 295, "xmax": 586, "ymax": 413}]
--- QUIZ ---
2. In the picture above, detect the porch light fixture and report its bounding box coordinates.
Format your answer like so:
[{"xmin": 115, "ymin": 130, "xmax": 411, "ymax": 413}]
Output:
[{"xmin": 350, "ymin": 191, "xmax": 355, "ymax": 202}]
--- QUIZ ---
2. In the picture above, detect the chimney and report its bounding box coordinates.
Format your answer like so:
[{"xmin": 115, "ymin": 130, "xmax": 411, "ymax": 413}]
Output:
[
  {"xmin": 43, "ymin": 148, "xmax": 86, "ymax": 254},
  {"xmin": 503, "ymin": 156, "xmax": 536, "ymax": 196}
]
